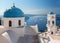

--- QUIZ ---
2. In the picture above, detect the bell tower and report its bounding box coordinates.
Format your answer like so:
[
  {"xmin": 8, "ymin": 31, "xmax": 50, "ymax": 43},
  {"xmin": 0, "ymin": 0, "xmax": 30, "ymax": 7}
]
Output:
[{"xmin": 47, "ymin": 12, "xmax": 56, "ymax": 34}]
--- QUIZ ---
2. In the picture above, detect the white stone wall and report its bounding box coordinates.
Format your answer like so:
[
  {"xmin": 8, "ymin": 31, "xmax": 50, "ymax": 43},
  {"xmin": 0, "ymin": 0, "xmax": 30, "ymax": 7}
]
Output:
[
  {"xmin": 0, "ymin": 26, "xmax": 25, "ymax": 40},
  {"xmin": 0, "ymin": 26, "xmax": 9, "ymax": 35},
  {"xmin": 0, "ymin": 35, "xmax": 11, "ymax": 43},
  {"xmin": 10, "ymin": 27, "xmax": 25, "ymax": 37},
  {"xmin": 30, "ymin": 25, "xmax": 38, "ymax": 33},
  {"xmin": 2, "ymin": 27, "xmax": 25, "ymax": 43},
  {"xmin": 6, "ymin": 27, "xmax": 25, "ymax": 43},
  {"xmin": 25, "ymin": 25, "xmax": 38, "ymax": 35},
  {"xmin": 2, "ymin": 17, "xmax": 25, "ymax": 28}
]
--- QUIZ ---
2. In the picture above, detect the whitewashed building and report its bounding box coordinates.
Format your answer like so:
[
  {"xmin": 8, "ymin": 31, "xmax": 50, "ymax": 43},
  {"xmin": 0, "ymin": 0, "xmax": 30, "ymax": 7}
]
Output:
[
  {"xmin": 0, "ymin": 4, "xmax": 38, "ymax": 43},
  {"xmin": 47, "ymin": 12, "xmax": 57, "ymax": 34}
]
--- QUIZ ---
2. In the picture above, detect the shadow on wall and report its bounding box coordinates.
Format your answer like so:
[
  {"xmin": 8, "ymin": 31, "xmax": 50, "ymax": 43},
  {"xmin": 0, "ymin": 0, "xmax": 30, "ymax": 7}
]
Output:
[
  {"xmin": 0, "ymin": 18, "xmax": 1, "ymax": 25},
  {"xmin": 25, "ymin": 26, "xmax": 37, "ymax": 35},
  {"xmin": 7, "ymin": 30, "xmax": 18, "ymax": 43}
]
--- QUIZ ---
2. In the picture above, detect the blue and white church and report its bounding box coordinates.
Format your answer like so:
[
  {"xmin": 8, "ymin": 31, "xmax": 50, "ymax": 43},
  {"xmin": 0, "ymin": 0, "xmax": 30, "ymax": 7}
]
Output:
[
  {"xmin": 0, "ymin": 4, "xmax": 38, "ymax": 43},
  {"xmin": 47, "ymin": 12, "xmax": 60, "ymax": 34},
  {"xmin": 0, "ymin": 4, "xmax": 60, "ymax": 43}
]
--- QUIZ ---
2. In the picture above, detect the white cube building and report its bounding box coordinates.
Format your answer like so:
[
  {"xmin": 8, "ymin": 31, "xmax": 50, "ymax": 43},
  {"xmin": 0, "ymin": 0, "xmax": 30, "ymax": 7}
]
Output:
[{"xmin": 0, "ymin": 4, "xmax": 38, "ymax": 43}]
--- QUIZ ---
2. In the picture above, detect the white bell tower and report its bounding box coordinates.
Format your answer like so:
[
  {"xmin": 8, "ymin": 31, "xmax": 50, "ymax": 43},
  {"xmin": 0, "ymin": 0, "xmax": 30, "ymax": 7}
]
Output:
[{"xmin": 47, "ymin": 12, "xmax": 56, "ymax": 34}]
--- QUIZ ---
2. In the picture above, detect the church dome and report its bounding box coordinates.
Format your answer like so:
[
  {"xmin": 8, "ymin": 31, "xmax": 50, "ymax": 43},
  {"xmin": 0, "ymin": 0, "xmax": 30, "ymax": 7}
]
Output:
[
  {"xmin": 49, "ymin": 12, "xmax": 54, "ymax": 15},
  {"xmin": 4, "ymin": 5, "xmax": 24, "ymax": 18}
]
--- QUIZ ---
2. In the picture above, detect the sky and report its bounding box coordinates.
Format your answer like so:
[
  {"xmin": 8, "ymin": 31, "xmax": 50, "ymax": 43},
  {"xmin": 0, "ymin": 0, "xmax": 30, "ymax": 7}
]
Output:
[{"xmin": 0, "ymin": 0, "xmax": 60, "ymax": 15}]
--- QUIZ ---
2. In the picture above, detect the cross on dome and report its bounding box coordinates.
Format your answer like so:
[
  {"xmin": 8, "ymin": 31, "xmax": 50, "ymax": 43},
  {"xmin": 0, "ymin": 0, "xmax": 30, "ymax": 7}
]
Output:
[{"xmin": 13, "ymin": 3, "xmax": 15, "ymax": 7}]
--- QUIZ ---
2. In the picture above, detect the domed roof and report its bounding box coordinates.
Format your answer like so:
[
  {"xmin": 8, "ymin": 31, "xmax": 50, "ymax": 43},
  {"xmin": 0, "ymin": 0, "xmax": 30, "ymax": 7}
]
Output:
[
  {"xmin": 49, "ymin": 12, "xmax": 54, "ymax": 14},
  {"xmin": 4, "ymin": 5, "xmax": 24, "ymax": 18}
]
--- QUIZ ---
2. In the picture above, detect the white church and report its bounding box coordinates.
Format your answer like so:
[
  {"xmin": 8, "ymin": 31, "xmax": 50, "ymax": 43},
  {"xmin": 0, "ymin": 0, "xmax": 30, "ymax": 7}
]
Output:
[
  {"xmin": 0, "ymin": 5, "xmax": 38, "ymax": 43},
  {"xmin": 47, "ymin": 12, "xmax": 57, "ymax": 34},
  {"xmin": 0, "ymin": 4, "xmax": 60, "ymax": 43},
  {"xmin": 38, "ymin": 12, "xmax": 60, "ymax": 43},
  {"xmin": 47, "ymin": 12, "xmax": 60, "ymax": 34}
]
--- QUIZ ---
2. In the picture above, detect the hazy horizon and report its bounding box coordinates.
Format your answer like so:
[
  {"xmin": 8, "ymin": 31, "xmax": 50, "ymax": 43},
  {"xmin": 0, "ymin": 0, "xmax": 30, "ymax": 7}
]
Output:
[{"xmin": 0, "ymin": 0, "xmax": 60, "ymax": 15}]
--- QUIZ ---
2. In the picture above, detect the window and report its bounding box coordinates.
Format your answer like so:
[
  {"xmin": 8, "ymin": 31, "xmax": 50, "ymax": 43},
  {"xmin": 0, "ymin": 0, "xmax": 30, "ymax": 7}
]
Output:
[
  {"xmin": 51, "ymin": 32, "xmax": 53, "ymax": 34},
  {"xmin": 52, "ymin": 21, "xmax": 54, "ymax": 25},
  {"xmin": 18, "ymin": 20, "xmax": 21, "ymax": 26},
  {"xmin": 52, "ymin": 16, "xmax": 54, "ymax": 18},
  {"xmin": 9, "ymin": 21, "xmax": 12, "ymax": 27}
]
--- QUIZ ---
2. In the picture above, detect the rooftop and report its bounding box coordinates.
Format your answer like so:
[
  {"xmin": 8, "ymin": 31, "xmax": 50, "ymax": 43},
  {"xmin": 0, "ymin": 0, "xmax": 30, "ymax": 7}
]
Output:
[{"xmin": 4, "ymin": 4, "xmax": 24, "ymax": 18}]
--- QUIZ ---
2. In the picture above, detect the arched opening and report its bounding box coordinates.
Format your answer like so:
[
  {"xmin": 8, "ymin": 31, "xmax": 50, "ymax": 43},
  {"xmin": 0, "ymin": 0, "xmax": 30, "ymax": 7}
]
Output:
[
  {"xmin": 52, "ymin": 21, "xmax": 54, "ymax": 25},
  {"xmin": 9, "ymin": 20, "xmax": 12, "ymax": 27},
  {"xmin": 18, "ymin": 20, "xmax": 21, "ymax": 26},
  {"xmin": 51, "ymin": 32, "xmax": 53, "ymax": 34}
]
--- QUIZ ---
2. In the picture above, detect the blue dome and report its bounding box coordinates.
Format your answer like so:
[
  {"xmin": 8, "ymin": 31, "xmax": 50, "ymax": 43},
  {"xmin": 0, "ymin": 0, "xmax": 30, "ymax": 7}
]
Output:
[
  {"xmin": 49, "ymin": 12, "xmax": 54, "ymax": 15},
  {"xmin": 4, "ymin": 5, "xmax": 24, "ymax": 18}
]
